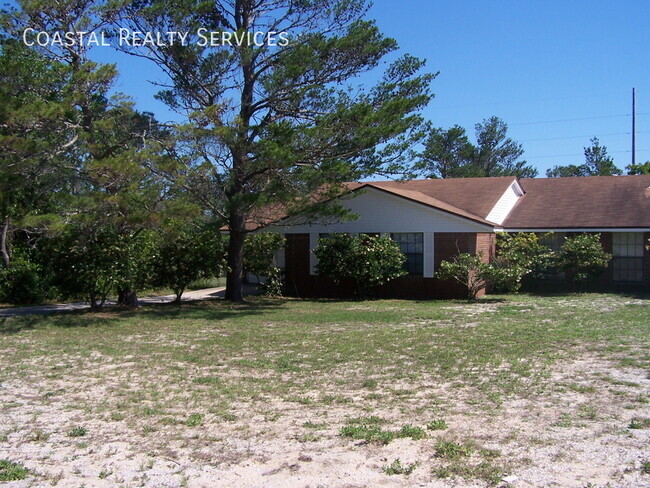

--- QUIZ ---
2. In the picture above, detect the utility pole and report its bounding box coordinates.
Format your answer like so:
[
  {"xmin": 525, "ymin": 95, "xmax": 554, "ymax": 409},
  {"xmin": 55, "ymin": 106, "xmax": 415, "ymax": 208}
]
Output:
[{"xmin": 632, "ymin": 87, "xmax": 636, "ymax": 166}]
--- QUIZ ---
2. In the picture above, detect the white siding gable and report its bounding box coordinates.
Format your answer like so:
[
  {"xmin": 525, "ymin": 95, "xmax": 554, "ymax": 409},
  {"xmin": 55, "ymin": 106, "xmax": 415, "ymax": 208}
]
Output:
[
  {"xmin": 273, "ymin": 187, "xmax": 494, "ymax": 234},
  {"xmin": 485, "ymin": 180, "xmax": 524, "ymax": 225}
]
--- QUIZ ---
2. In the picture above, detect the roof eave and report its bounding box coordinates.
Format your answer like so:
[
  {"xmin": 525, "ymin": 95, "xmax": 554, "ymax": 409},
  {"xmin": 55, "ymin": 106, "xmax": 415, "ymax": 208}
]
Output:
[{"xmin": 502, "ymin": 226, "xmax": 650, "ymax": 232}]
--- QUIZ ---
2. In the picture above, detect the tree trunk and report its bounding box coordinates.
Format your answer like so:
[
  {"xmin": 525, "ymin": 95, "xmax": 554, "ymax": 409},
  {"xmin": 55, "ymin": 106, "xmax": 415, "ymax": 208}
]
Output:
[
  {"xmin": 225, "ymin": 213, "xmax": 246, "ymax": 302},
  {"xmin": 117, "ymin": 288, "xmax": 139, "ymax": 307},
  {"xmin": 174, "ymin": 287, "xmax": 184, "ymax": 304},
  {"xmin": 224, "ymin": 1, "xmax": 254, "ymax": 303},
  {"xmin": 1, "ymin": 216, "xmax": 11, "ymax": 268}
]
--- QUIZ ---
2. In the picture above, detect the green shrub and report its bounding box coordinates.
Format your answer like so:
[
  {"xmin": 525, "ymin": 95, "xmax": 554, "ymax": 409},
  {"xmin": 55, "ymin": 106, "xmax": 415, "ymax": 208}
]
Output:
[
  {"xmin": 314, "ymin": 233, "xmax": 406, "ymax": 297},
  {"xmin": 435, "ymin": 252, "xmax": 491, "ymax": 299},
  {"xmin": 427, "ymin": 419, "xmax": 448, "ymax": 430},
  {"xmin": 491, "ymin": 232, "xmax": 555, "ymax": 292},
  {"xmin": 67, "ymin": 426, "xmax": 87, "ymax": 437},
  {"xmin": 397, "ymin": 425, "xmax": 427, "ymax": 440},
  {"xmin": 434, "ymin": 439, "xmax": 473, "ymax": 459},
  {"xmin": 483, "ymin": 262, "xmax": 529, "ymax": 294},
  {"xmin": 433, "ymin": 461, "xmax": 503, "ymax": 485},
  {"xmin": 340, "ymin": 416, "xmax": 394, "ymax": 444},
  {"xmin": 46, "ymin": 225, "xmax": 156, "ymax": 309},
  {"xmin": 340, "ymin": 424, "xmax": 395, "ymax": 444},
  {"xmin": 496, "ymin": 233, "xmax": 555, "ymax": 276},
  {"xmin": 0, "ymin": 257, "xmax": 51, "ymax": 304},
  {"xmin": 557, "ymin": 233, "xmax": 611, "ymax": 282},
  {"xmin": 243, "ymin": 232, "xmax": 285, "ymax": 277},
  {"xmin": 156, "ymin": 221, "xmax": 226, "ymax": 302},
  {"xmin": 243, "ymin": 233, "xmax": 285, "ymax": 296},
  {"xmin": 186, "ymin": 413, "xmax": 204, "ymax": 427},
  {"xmin": 629, "ymin": 417, "xmax": 650, "ymax": 429}
]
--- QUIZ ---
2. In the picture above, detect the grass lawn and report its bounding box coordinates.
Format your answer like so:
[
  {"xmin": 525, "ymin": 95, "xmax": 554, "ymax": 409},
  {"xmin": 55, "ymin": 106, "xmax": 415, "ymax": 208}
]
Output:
[{"xmin": 0, "ymin": 293, "xmax": 648, "ymax": 487}]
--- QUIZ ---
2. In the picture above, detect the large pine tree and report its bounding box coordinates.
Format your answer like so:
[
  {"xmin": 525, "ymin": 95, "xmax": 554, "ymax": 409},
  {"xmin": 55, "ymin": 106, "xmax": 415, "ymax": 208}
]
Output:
[
  {"xmin": 116, "ymin": 0, "xmax": 434, "ymax": 301},
  {"xmin": 417, "ymin": 117, "xmax": 538, "ymax": 179},
  {"xmin": 4, "ymin": 0, "xmax": 169, "ymax": 306}
]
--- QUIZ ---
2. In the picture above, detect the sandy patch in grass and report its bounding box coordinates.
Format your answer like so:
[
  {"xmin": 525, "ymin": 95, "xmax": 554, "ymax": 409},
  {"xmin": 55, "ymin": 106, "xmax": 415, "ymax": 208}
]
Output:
[{"xmin": 1, "ymin": 349, "xmax": 649, "ymax": 488}]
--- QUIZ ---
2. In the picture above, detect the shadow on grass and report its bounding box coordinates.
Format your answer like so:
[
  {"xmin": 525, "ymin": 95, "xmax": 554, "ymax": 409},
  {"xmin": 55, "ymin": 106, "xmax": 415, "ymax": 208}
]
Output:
[
  {"xmin": 293, "ymin": 295, "xmax": 509, "ymax": 304},
  {"xmin": 0, "ymin": 316, "xmax": 44, "ymax": 334},
  {"xmin": 447, "ymin": 297, "xmax": 508, "ymax": 305},
  {"xmin": 0, "ymin": 297, "xmax": 286, "ymax": 334},
  {"xmin": 517, "ymin": 290, "xmax": 650, "ymax": 300}
]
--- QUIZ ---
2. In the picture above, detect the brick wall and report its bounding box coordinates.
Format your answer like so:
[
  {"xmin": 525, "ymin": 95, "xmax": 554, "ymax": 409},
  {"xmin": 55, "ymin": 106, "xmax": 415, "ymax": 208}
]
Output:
[
  {"xmin": 287, "ymin": 231, "xmax": 501, "ymax": 299},
  {"xmin": 434, "ymin": 233, "xmax": 472, "ymax": 269},
  {"xmin": 434, "ymin": 233, "xmax": 495, "ymax": 298},
  {"xmin": 476, "ymin": 233, "xmax": 496, "ymax": 263}
]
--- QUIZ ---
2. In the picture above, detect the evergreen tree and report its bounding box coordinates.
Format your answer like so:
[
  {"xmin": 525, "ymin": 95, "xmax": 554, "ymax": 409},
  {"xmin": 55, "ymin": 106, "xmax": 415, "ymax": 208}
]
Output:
[
  {"xmin": 117, "ymin": 0, "xmax": 434, "ymax": 301},
  {"xmin": 4, "ymin": 0, "xmax": 170, "ymax": 306},
  {"xmin": 471, "ymin": 116, "xmax": 538, "ymax": 178},
  {"xmin": 416, "ymin": 125, "xmax": 473, "ymax": 178},
  {"xmin": 625, "ymin": 161, "xmax": 650, "ymax": 175},
  {"xmin": 0, "ymin": 39, "xmax": 74, "ymax": 268},
  {"xmin": 418, "ymin": 116, "xmax": 537, "ymax": 179},
  {"xmin": 546, "ymin": 137, "xmax": 621, "ymax": 177},
  {"xmin": 583, "ymin": 137, "xmax": 621, "ymax": 176}
]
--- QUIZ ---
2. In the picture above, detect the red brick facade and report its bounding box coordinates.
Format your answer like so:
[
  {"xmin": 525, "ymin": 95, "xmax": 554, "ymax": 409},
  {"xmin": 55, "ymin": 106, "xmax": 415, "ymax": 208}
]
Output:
[
  {"xmin": 283, "ymin": 231, "xmax": 648, "ymax": 299},
  {"xmin": 283, "ymin": 232, "xmax": 497, "ymax": 299},
  {"xmin": 476, "ymin": 233, "xmax": 496, "ymax": 262},
  {"xmin": 433, "ymin": 232, "xmax": 494, "ymax": 298}
]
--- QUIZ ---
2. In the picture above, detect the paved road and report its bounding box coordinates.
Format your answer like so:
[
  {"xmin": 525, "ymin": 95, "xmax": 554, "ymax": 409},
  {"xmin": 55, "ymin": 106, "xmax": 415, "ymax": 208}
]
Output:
[{"xmin": 0, "ymin": 287, "xmax": 227, "ymax": 318}]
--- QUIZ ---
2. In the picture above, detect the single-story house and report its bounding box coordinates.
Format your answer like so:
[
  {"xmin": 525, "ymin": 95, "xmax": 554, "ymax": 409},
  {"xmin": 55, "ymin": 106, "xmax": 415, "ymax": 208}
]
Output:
[{"xmin": 263, "ymin": 175, "xmax": 650, "ymax": 298}]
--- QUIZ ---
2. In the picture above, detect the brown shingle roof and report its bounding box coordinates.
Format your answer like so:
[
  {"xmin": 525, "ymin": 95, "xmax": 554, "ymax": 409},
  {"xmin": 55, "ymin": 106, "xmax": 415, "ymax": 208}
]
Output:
[
  {"xmin": 503, "ymin": 175, "xmax": 650, "ymax": 229},
  {"xmin": 367, "ymin": 177, "xmax": 517, "ymax": 219},
  {"xmin": 242, "ymin": 175, "xmax": 650, "ymax": 232}
]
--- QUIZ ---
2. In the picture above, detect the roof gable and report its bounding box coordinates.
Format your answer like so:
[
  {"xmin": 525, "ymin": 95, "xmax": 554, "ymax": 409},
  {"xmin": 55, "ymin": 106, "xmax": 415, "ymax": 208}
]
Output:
[
  {"xmin": 367, "ymin": 177, "xmax": 517, "ymax": 219},
  {"xmin": 357, "ymin": 183, "xmax": 495, "ymax": 226},
  {"xmin": 269, "ymin": 185, "xmax": 497, "ymax": 234},
  {"xmin": 485, "ymin": 179, "xmax": 525, "ymax": 225}
]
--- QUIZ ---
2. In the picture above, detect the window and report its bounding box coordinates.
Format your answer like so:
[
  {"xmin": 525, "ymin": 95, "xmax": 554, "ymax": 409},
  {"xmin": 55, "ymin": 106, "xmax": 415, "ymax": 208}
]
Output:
[
  {"xmin": 612, "ymin": 233, "xmax": 644, "ymax": 282},
  {"xmin": 538, "ymin": 232, "xmax": 566, "ymax": 279},
  {"xmin": 390, "ymin": 233, "xmax": 423, "ymax": 276}
]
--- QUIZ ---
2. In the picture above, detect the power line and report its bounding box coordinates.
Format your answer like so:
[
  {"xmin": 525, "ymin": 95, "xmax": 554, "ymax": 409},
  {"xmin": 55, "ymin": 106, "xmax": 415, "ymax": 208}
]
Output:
[
  {"xmin": 511, "ymin": 113, "xmax": 627, "ymax": 126},
  {"xmin": 510, "ymin": 112, "xmax": 650, "ymax": 126},
  {"xmin": 520, "ymin": 130, "xmax": 650, "ymax": 143},
  {"xmin": 432, "ymin": 92, "xmax": 647, "ymax": 111},
  {"xmin": 526, "ymin": 148, "xmax": 650, "ymax": 160}
]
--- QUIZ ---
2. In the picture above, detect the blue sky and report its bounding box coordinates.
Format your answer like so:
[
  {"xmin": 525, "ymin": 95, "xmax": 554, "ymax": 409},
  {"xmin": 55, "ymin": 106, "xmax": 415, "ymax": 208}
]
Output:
[{"xmin": 91, "ymin": 0, "xmax": 650, "ymax": 175}]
